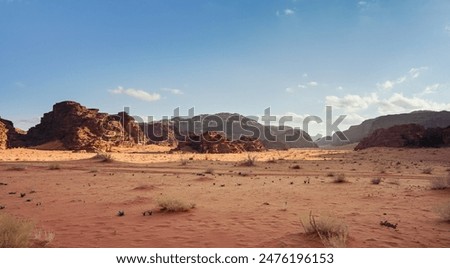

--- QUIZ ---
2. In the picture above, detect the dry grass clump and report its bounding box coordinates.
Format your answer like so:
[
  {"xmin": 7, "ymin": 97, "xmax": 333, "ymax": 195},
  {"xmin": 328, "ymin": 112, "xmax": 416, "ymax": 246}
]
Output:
[
  {"xmin": 31, "ymin": 230, "xmax": 55, "ymax": 247},
  {"xmin": 157, "ymin": 197, "xmax": 196, "ymax": 213},
  {"xmin": 0, "ymin": 213, "xmax": 34, "ymax": 248},
  {"xmin": 204, "ymin": 168, "xmax": 214, "ymax": 174},
  {"xmin": 422, "ymin": 167, "xmax": 433, "ymax": 174},
  {"xmin": 239, "ymin": 155, "xmax": 257, "ymax": 167},
  {"xmin": 48, "ymin": 164, "xmax": 61, "ymax": 170},
  {"xmin": 332, "ymin": 173, "xmax": 347, "ymax": 183},
  {"xmin": 371, "ymin": 178, "xmax": 382, "ymax": 185},
  {"xmin": 94, "ymin": 153, "xmax": 114, "ymax": 163},
  {"xmin": 436, "ymin": 202, "xmax": 450, "ymax": 222},
  {"xmin": 430, "ymin": 177, "xmax": 449, "ymax": 190},
  {"xmin": 300, "ymin": 212, "xmax": 348, "ymax": 247},
  {"xmin": 180, "ymin": 158, "xmax": 188, "ymax": 166}
]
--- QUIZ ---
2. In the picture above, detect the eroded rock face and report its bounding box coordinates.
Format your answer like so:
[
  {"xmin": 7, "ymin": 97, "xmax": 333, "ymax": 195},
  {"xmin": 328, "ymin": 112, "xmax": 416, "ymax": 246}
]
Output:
[
  {"xmin": 355, "ymin": 124, "xmax": 450, "ymax": 150},
  {"xmin": 0, "ymin": 121, "xmax": 7, "ymax": 149},
  {"xmin": 140, "ymin": 121, "xmax": 179, "ymax": 147},
  {"xmin": 0, "ymin": 118, "xmax": 27, "ymax": 148},
  {"xmin": 174, "ymin": 131, "xmax": 266, "ymax": 153},
  {"xmin": 26, "ymin": 101, "xmax": 145, "ymax": 151}
]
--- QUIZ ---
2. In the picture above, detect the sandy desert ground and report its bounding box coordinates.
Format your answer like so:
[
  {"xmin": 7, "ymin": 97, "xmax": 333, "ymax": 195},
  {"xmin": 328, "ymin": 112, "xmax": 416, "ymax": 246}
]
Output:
[{"xmin": 0, "ymin": 146, "xmax": 449, "ymax": 248}]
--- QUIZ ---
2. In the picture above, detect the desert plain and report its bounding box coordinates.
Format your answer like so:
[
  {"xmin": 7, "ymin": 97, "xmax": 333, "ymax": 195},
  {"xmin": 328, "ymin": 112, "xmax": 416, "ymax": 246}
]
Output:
[{"xmin": 1, "ymin": 145, "xmax": 449, "ymax": 248}]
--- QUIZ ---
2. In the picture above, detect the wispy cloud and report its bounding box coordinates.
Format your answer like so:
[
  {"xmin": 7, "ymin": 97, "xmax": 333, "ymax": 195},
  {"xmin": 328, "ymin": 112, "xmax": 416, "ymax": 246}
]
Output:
[
  {"xmin": 419, "ymin": 83, "xmax": 440, "ymax": 96},
  {"xmin": 308, "ymin": 81, "xmax": 318, "ymax": 87},
  {"xmin": 285, "ymin": 87, "xmax": 295, "ymax": 93},
  {"xmin": 326, "ymin": 93, "xmax": 379, "ymax": 112},
  {"xmin": 377, "ymin": 66, "xmax": 428, "ymax": 90},
  {"xmin": 276, "ymin": 8, "xmax": 295, "ymax": 16},
  {"xmin": 326, "ymin": 92, "xmax": 450, "ymax": 115},
  {"xmin": 284, "ymin": 9, "xmax": 295, "ymax": 15},
  {"xmin": 109, "ymin": 86, "xmax": 161, "ymax": 102},
  {"xmin": 162, "ymin": 88, "xmax": 183, "ymax": 95},
  {"xmin": 445, "ymin": 25, "xmax": 450, "ymax": 34}
]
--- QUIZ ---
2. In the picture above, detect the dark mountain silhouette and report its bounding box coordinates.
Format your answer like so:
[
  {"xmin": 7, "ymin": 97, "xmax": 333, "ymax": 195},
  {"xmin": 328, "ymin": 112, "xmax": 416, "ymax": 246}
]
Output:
[
  {"xmin": 141, "ymin": 112, "xmax": 317, "ymax": 150},
  {"xmin": 316, "ymin": 110, "xmax": 450, "ymax": 147},
  {"xmin": 355, "ymin": 124, "xmax": 450, "ymax": 150}
]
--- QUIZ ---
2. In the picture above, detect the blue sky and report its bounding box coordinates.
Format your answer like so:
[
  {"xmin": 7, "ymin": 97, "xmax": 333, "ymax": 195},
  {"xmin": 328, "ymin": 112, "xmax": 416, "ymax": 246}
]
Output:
[{"xmin": 1, "ymin": 0, "xmax": 450, "ymax": 135}]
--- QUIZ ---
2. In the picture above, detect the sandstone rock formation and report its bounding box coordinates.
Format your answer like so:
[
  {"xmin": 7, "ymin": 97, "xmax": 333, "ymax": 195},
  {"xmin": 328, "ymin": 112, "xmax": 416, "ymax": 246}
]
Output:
[
  {"xmin": 0, "ymin": 121, "xmax": 7, "ymax": 149},
  {"xmin": 170, "ymin": 113, "xmax": 317, "ymax": 150},
  {"xmin": 316, "ymin": 111, "xmax": 450, "ymax": 147},
  {"xmin": 0, "ymin": 118, "xmax": 27, "ymax": 148},
  {"xmin": 174, "ymin": 131, "xmax": 266, "ymax": 153},
  {"xmin": 26, "ymin": 101, "xmax": 145, "ymax": 151},
  {"xmin": 355, "ymin": 124, "xmax": 450, "ymax": 150}
]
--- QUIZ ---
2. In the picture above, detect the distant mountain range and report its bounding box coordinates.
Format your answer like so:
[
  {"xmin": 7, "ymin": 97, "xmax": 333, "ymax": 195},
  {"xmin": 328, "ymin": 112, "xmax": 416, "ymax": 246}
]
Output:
[
  {"xmin": 2, "ymin": 102, "xmax": 450, "ymax": 151},
  {"xmin": 316, "ymin": 110, "xmax": 450, "ymax": 147}
]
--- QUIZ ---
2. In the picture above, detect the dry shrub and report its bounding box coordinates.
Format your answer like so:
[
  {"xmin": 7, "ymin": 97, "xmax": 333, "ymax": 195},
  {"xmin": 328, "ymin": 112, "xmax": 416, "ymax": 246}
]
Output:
[
  {"xmin": 300, "ymin": 212, "xmax": 348, "ymax": 248},
  {"xmin": 205, "ymin": 168, "xmax": 214, "ymax": 174},
  {"xmin": 94, "ymin": 153, "xmax": 113, "ymax": 163},
  {"xmin": 333, "ymin": 174, "xmax": 347, "ymax": 183},
  {"xmin": 48, "ymin": 164, "xmax": 61, "ymax": 170},
  {"xmin": 32, "ymin": 230, "xmax": 55, "ymax": 247},
  {"xmin": 422, "ymin": 167, "xmax": 433, "ymax": 174},
  {"xmin": 180, "ymin": 158, "xmax": 188, "ymax": 166},
  {"xmin": 437, "ymin": 202, "xmax": 450, "ymax": 222},
  {"xmin": 371, "ymin": 178, "xmax": 382, "ymax": 185},
  {"xmin": 430, "ymin": 177, "xmax": 449, "ymax": 190},
  {"xmin": 239, "ymin": 155, "xmax": 256, "ymax": 167},
  {"xmin": 157, "ymin": 197, "xmax": 196, "ymax": 213},
  {"xmin": 0, "ymin": 213, "xmax": 34, "ymax": 248}
]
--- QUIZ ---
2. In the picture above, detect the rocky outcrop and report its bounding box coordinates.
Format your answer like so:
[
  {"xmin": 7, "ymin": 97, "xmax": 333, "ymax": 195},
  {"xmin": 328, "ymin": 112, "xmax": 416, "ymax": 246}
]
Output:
[
  {"xmin": 174, "ymin": 131, "xmax": 266, "ymax": 153},
  {"xmin": 26, "ymin": 101, "xmax": 145, "ymax": 151},
  {"xmin": 0, "ymin": 121, "xmax": 7, "ymax": 149},
  {"xmin": 316, "ymin": 111, "xmax": 450, "ymax": 147},
  {"xmin": 0, "ymin": 118, "xmax": 27, "ymax": 148},
  {"xmin": 355, "ymin": 124, "xmax": 450, "ymax": 150},
  {"xmin": 140, "ymin": 121, "xmax": 179, "ymax": 147},
  {"xmin": 170, "ymin": 113, "xmax": 317, "ymax": 150}
]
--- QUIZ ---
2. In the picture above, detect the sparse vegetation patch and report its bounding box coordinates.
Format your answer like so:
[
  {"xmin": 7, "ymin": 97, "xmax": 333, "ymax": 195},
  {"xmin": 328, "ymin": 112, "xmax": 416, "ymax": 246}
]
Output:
[
  {"xmin": 157, "ymin": 197, "xmax": 196, "ymax": 213},
  {"xmin": 300, "ymin": 212, "xmax": 348, "ymax": 248}
]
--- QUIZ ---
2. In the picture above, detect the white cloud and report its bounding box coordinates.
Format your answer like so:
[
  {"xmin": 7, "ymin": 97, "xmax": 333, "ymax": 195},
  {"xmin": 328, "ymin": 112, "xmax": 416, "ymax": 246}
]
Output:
[
  {"xmin": 285, "ymin": 87, "xmax": 295, "ymax": 93},
  {"xmin": 326, "ymin": 91, "xmax": 450, "ymax": 116},
  {"xmin": 445, "ymin": 25, "xmax": 450, "ymax": 33},
  {"xmin": 162, "ymin": 88, "xmax": 183, "ymax": 95},
  {"xmin": 109, "ymin": 86, "xmax": 161, "ymax": 102},
  {"xmin": 377, "ymin": 66, "xmax": 428, "ymax": 90},
  {"xmin": 297, "ymin": 84, "xmax": 307, "ymax": 89},
  {"xmin": 326, "ymin": 93, "xmax": 378, "ymax": 111},
  {"xmin": 337, "ymin": 86, "xmax": 344, "ymax": 91},
  {"xmin": 308, "ymin": 81, "xmax": 318, "ymax": 87},
  {"xmin": 378, "ymin": 93, "xmax": 450, "ymax": 114},
  {"xmin": 284, "ymin": 9, "xmax": 295, "ymax": 15},
  {"xmin": 419, "ymin": 83, "xmax": 440, "ymax": 96},
  {"xmin": 408, "ymin": 66, "xmax": 428, "ymax": 79},
  {"xmin": 277, "ymin": 8, "xmax": 295, "ymax": 16}
]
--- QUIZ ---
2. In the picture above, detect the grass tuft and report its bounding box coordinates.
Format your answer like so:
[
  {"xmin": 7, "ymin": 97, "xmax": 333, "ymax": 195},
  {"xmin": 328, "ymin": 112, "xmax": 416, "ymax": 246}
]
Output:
[
  {"xmin": 239, "ymin": 155, "xmax": 257, "ymax": 167},
  {"xmin": 0, "ymin": 213, "xmax": 34, "ymax": 248},
  {"xmin": 157, "ymin": 197, "xmax": 196, "ymax": 213},
  {"xmin": 300, "ymin": 212, "xmax": 348, "ymax": 248}
]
